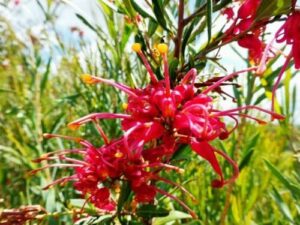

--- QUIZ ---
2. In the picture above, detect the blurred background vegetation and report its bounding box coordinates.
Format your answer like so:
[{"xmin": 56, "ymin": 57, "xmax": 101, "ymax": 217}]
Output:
[{"xmin": 0, "ymin": 0, "xmax": 300, "ymax": 224}]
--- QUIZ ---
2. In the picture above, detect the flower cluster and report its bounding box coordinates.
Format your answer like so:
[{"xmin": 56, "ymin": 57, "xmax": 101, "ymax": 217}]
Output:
[
  {"xmin": 223, "ymin": 0, "xmax": 299, "ymax": 115},
  {"xmin": 224, "ymin": 0, "xmax": 265, "ymax": 63},
  {"xmin": 32, "ymin": 43, "xmax": 284, "ymax": 217}
]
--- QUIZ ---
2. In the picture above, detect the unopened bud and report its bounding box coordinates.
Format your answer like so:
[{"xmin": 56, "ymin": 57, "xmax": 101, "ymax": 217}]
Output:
[
  {"xmin": 68, "ymin": 123, "xmax": 80, "ymax": 130},
  {"xmin": 157, "ymin": 43, "xmax": 168, "ymax": 54},
  {"xmin": 132, "ymin": 43, "xmax": 142, "ymax": 52},
  {"xmin": 80, "ymin": 74, "xmax": 97, "ymax": 84}
]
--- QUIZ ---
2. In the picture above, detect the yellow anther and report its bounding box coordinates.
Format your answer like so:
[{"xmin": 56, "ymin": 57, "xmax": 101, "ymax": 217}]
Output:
[
  {"xmin": 152, "ymin": 47, "xmax": 160, "ymax": 58},
  {"xmin": 114, "ymin": 151, "xmax": 124, "ymax": 158},
  {"xmin": 157, "ymin": 43, "xmax": 168, "ymax": 54},
  {"xmin": 122, "ymin": 102, "xmax": 128, "ymax": 110},
  {"xmin": 68, "ymin": 123, "xmax": 80, "ymax": 131},
  {"xmin": 132, "ymin": 43, "xmax": 142, "ymax": 52},
  {"xmin": 80, "ymin": 74, "xmax": 97, "ymax": 84}
]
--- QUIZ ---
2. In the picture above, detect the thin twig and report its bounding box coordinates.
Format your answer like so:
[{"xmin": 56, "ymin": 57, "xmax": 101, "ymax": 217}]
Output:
[{"xmin": 174, "ymin": 0, "xmax": 185, "ymax": 59}]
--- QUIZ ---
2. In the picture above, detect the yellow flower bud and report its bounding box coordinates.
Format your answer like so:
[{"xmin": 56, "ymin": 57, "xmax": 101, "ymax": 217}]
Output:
[
  {"xmin": 80, "ymin": 74, "xmax": 97, "ymax": 84},
  {"xmin": 132, "ymin": 43, "xmax": 142, "ymax": 52},
  {"xmin": 157, "ymin": 43, "xmax": 168, "ymax": 54},
  {"xmin": 122, "ymin": 102, "xmax": 128, "ymax": 110},
  {"xmin": 68, "ymin": 123, "xmax": 80, "ymax": 130}
]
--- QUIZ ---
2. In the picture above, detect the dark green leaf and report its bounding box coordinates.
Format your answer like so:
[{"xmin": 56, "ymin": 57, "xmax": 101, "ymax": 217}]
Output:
[
  {"xmin": 130, "ymin": 0, "xmax": 155, "ymax": 20},
  {"xmin": 232, "ymin": 85, "xmax": 242, "ymax": 107},
  {"xmin": 171, "ymin": 144, "xmax": 191, "ymax": 161},
  {"xmin": 136, "ymin": 205, "xmax": 169, "ymax": 218},
  {"xmin": 148, "ymin": 19, "xmax": 158, "ymax": 37},
  {"xmin": 245, "ymin": 133, "xmax": 260, "ymax": 151},
  {"xmin": 206, "ymin": 0, "xmax": 213, "ymax": 44},
  {"xmin": 182, "ymin": 21, "xmax": 195, "ymax": 57},
  {"xmin": 253, "ymin": 93, "xmax": 266, "ymax": 106},
  {"xmin": 117, "ymin": 181, "xmax": 131, "ymax": 212},
  {"xmin": 239, "ymin": 149, "xmax": 254, "ymax": 171},
  {"xmin": 76, "ymin": 14, "xmax": 97, "ymax": 33},
  {"xmin": 169, "ymin": 58, "xmax": 179, "ymax": 82},
  {"xmin": 152, "ymin": 0, "xmax": 168, "ymax": 30}
]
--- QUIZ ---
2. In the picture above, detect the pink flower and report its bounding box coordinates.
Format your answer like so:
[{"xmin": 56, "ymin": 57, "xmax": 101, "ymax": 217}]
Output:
[
  {"xmin": 223, "ymin": 0, "xmax": 265, "ymax": 63},
  {"xmin": 276, "ymin": 11, "xmax": 300, "ymax": 69}
]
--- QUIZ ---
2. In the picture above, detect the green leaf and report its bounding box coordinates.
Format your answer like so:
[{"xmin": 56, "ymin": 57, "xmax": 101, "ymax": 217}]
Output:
[
  {"xmin": 206, "ymin": 0, "xmax": 213, "ymax": 44},
  {"xmin": 152, "ymin": 0, "xmax": 168, "ymax": 30},
  {"xmin": 232, "ymin": 85, "xmax": 242, "ymax": 107},
  {"xmin": 117, "ymin": 181, "xmax": 131, "ymax": 212},
  {"xmin": 172, "ymin": 144, "xmax": 192, "ymax": 161},
  {"xmin": 130, "ymin": 0, "xmax": 155, "ymax": 20},
  {"xmin": 153, "ymin": 210, "xmax": 192, "ymax": 225},
  {"xmin": 253, "ymin": 92, "xmax": 266, "ymax": 106},
  {"xmin": 245, "ymin": 133, "xmax": 260, "ymax": 151},
  {"xmin": 123, "ymin": 0, "xmax": 136, "ymax": 17},
  {"xmin": 239, "ymin": 148, "xmax": 254, "ymax": 171},
  {"xmin": 169, "ymin": 58, "xmax": 179, "ymax": 82},
  {"xmin": 148, "ymin": 19, "xmax": 158, "ymax": 37},
  {"xmin": 40, "ymin": 57, "xmax": 51, "ymax": 94},
  {"xmin": 182, "ymin": 20, "xmax": 196, "ymax": 57},
  {"xmin": 292, "ymin": 85, "xmax": 297, "ymax": 115},
  {"xmin": 136, "ymin": 205, "xmax": 169, "ymax": 219},
  {"xmin": 256, "ymin": 0, "xmax": 292, "ymax": 20},
  {"xmin": 120, "ymin": 24, "xmax": 132, "ymax": 51},
  {"xmin": 264, "ymin": 160, "xmax": 300, "ymax": 199},
  {"xmin": 271, "ymin": 187, "xmax": 294, "ymax": 222},
  {"xmin": 76, "ymin": 14, "xmax": 97, "ymax": 33}
]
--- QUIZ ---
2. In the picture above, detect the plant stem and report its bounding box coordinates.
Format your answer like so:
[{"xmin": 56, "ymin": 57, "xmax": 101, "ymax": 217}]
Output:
[
  {"xmin": 174, "ymin": 0, "xmax": 185, "ymax": 59},
  {"xmin": 183, "ymin": 0, "xmax": 232, "ymax": 26}
]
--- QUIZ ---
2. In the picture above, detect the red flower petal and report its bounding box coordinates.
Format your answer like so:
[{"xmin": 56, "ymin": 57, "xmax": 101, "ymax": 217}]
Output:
[{"xmin": 190, "ymin": 140, "xmax": 224, "ymax": 187}]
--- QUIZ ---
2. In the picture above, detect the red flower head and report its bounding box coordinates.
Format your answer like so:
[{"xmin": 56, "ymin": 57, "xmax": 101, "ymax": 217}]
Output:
[
  {"xmin": 32, "ymin": 42, "xmax": 284, "ymax": 218},
  {"xmin": 224, "ymin": 0, "xmax": 265, "ymax": 63},
  {"xmin": 257, "ymin": 9, "xmax": 300, "ymax": 113},
  {"xmin": 276, "ymin": 11, "xmax": 300, "ymax": 69},
  {"xmin": 76, "ymin": 43, "xmax": 283, "ymax": 187}
]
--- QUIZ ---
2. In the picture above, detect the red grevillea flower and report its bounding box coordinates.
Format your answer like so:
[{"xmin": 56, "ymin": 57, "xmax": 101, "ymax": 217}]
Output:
[
  {"xmin": 31, "ymin": 133, "xmax": 193, "ymax": 214},
  {"xmin": 276, "ymin": 11, "xmax": 300, "ymax": 69},
  {"xmin": 224, "ymin": 0, "xmax": 265, "ymax": 63},
  {"xmin": 76, "ymin": 43, "xmax": 283, "ymax": 187},
  {"xmin": 257, "ymin": 9, "xmax": 300, "ymax": 113},
  {"xmin": 32, "ymin": 43, "xmax": 284, "ymax": 217}
]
